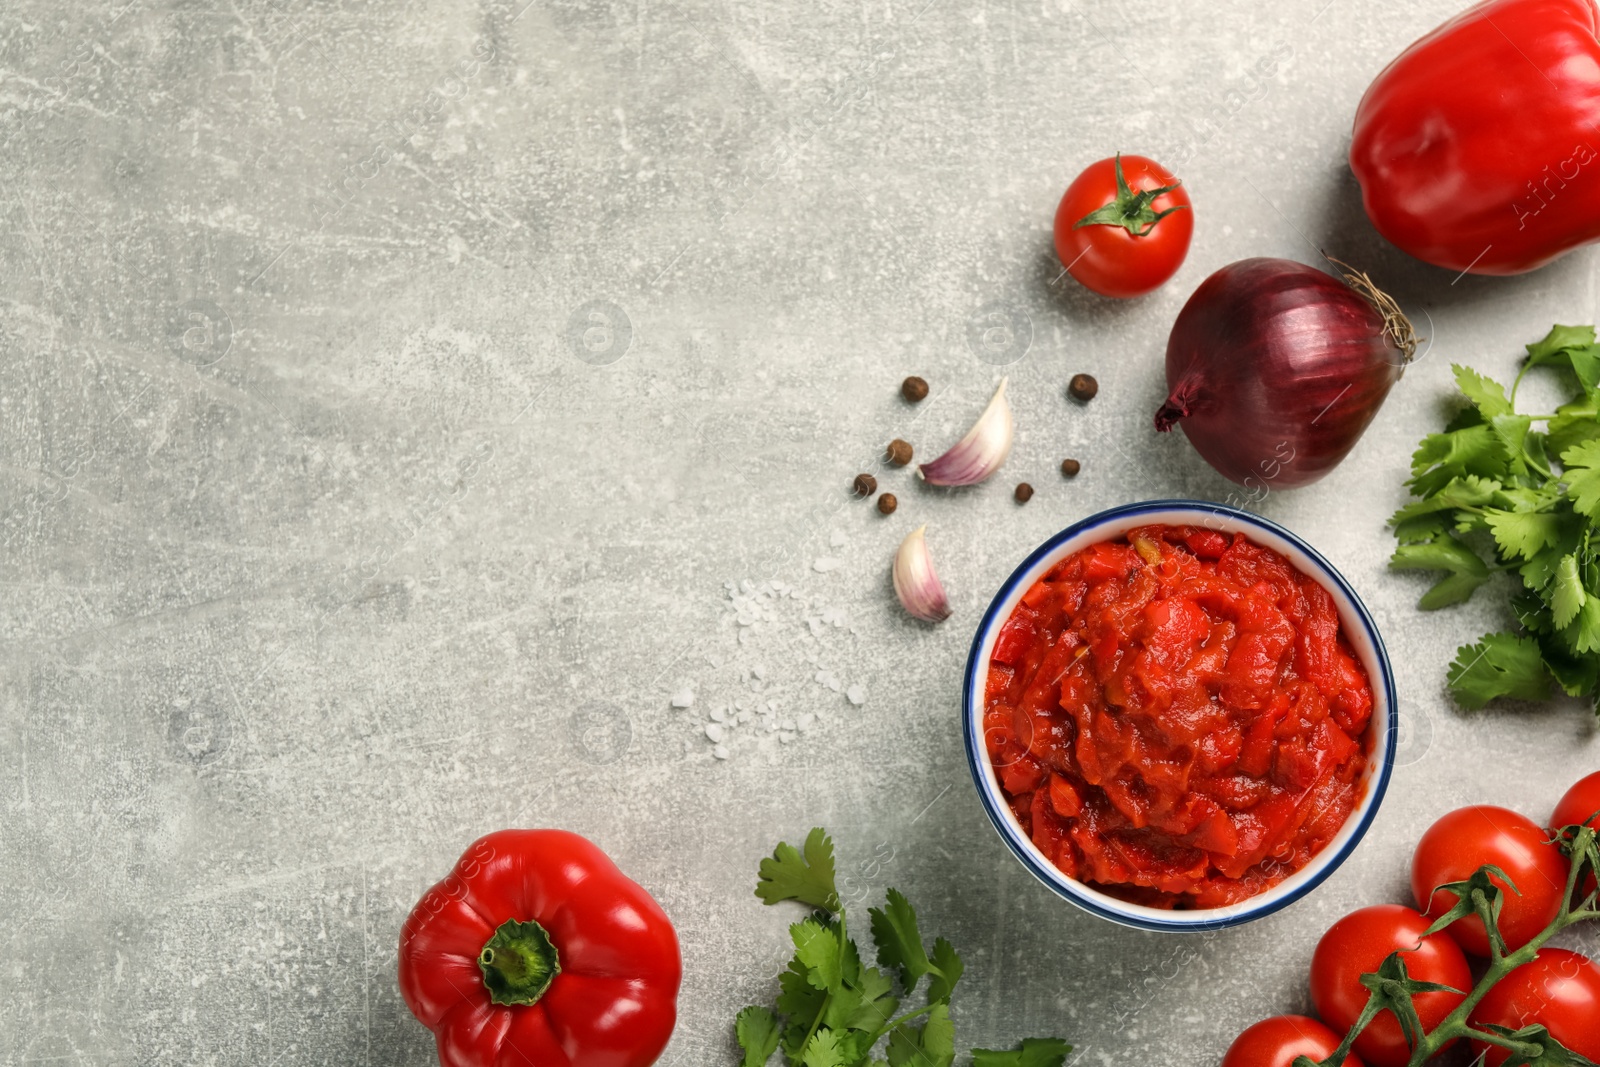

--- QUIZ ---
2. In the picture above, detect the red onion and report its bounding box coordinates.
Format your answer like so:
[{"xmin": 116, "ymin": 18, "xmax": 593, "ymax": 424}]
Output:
[{"xmin": 1154, "ymin": 257, "xmax": 1415, "ymax": 489}]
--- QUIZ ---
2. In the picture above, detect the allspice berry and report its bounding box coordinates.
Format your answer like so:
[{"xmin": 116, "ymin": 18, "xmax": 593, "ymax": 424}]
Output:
[
  {"xmin": 877, "ymin": 492, "xmax": 898, "ymax": 515},
  {"xmin": 853, "ymin": 473, "xmax": 877, "ymax": 497},
  {"xmin": 901, "ymin": 376, "xmax": 929, "ymax": 402},
  {"xmin": 1060, "ymin": 458, "xmax": 1081, "ymax": 477},
  {"xmin": 886, "ymin": 438, "xmax": 913, "ymax": 466},
  {"xmin": 1068, "ymin": 373, "xmax": 1099, "ymax": 402},
  {"xmin": 1014, "ymin": 482, "xmax": 1034, "ymax": 504}
]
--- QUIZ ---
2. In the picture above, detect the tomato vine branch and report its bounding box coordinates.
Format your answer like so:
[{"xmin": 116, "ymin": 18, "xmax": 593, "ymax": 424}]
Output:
[{"xmin": 1294, "ymin": 823, "xmax": 1600, "ymax": 1067}]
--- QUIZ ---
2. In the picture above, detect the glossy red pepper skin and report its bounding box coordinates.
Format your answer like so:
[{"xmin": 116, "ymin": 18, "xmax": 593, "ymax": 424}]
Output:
[
  {"xmin": 1350, "ymin": 0, "xmax": 1600, "ymax": 276},
  {"xmin": 399, "ymin": 830, "xmax": 681, "ymax": 1067}
]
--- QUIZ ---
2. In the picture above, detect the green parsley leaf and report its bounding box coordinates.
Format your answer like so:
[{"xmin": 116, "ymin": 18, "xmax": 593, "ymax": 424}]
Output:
[
  {"xmin": 1526, "ymin": 323, "xmax": 1600, "ymax": 398},
  {"xmin": 738, "ymin": 830, "xmax": 1071, "ymax": 1067},
  {"xmin": 869, "ymin": 888, "xmax": 936, "ymax": 993},
  {"xmin": 1485, "ymin": 509, "xmax": 1566, "ymax": 561},
  {"xmin": 1549, "ymin": 394, "xmax": 1600, "ymax": 457},
  {"xmin": 1448, "ymin": 633, "xmax": 1550, "ymax": 709},
  {"xmin": 777, "ymin": 960, "xmax": 827, "ymax": 1023},
  {"xmin": 1563, "ymin": 439, "xmax": 1600, "ymax": 521},
  {"xmin": 1568, "ymin": 596, "xmax": 1600, "ymax": 655},
  {"xmin": 1393, "ymin": 326, "xmax": 1600, "ymax": 710},
  {"xmin": 1553, "ymin": 554, "xmax": 1587, "ymax": 629},
  {"xmin": 1492, "ymin": 414, "xmax": 1535, "ymax": 473},
  {"xmin": 757, "ymin": 827, "xmax": 841, "ymax": 912},
  {"xmin": 1520, "ymin": 529, "xmax": 1583, "ymax": 593},
  {"xmin": 1419, "ymin": 571, "xmax": 1493, "ymax": 610},
  {"xmin": 792, "ymin": 919, "xmax": 843, "ymax": 992},
  {"xmin": 1526, "ymin": 323, "xmax": 1597, "ymax": 365},
  {"xmin": 1389, "ymin": 536, "xmax": 1490, "ymax": 609},
  {"xmin": 925, "ymin": 938, "xmax": 964, "ymax": 1003},
  {"xmin": 1454, "ymin": 364, "xmax": 1515, "ymax": 419},
  {"xmin": 736, "ymin": 1006, "xmax": 783, "ymax": 1067},
  {"xmin": 1390, "ymin": 475, "xmax": 1502, "ymax": 528},
  {"xmin": 1389, "ymin": 536, "xmax": 1491, "ymax": 577},
  {"xmin": 801, "ymin": 1028, "xmax": 847, "ymax": 1067},
  {"xmin": 886, "ymin": 1004, "xmax": 955, "ymax": 1067},
  {"xmin": 1409, "ymin": 424, "xmax": 1508, "ymax": 497},
  {"xmin": 971, "ymin": 1038, "xmax": 1074, "ymax": 1067},
  {"xmin": 1536, "ymin": 631, "xmax": 1600, "ymax": 697},
  {"xmin": 1393, "ymin": 512, "xmax": 1451, "ymax": 544},
  {"xmin": 839, "ymin": 966, "xmax": 899, "ymax": 1032}
]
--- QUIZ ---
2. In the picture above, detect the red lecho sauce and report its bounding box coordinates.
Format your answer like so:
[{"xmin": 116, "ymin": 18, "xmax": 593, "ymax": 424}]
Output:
[{"xmin": 983, "ymin": 524, "xmax": 1373, "ymax": 908}]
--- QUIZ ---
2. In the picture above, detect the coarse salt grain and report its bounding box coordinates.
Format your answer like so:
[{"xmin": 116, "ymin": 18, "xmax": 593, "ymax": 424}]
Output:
[
  {"xmin": 705, "ymin": 723, "xmax": 725, "ymax": 743},
  {"xmin": 812, "ymin": 557, "xmax": 841, "ymax": 573},
  {"xmin": 846, "ymin": 685, "xmax": 866, "ymax": 706},
  {"xmin": 670, "ymin": 688, "xmax": 695, "ymax": 708},
  {"xmin": 712, "ymin": 744, "xmax": 729, "ymax": 760}
]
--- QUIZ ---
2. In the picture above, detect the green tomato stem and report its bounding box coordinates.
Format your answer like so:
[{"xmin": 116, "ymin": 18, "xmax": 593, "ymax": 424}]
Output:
[{"xmin": 1400, "ymin": 830, "xmax": 1593, "ymax": 1066}]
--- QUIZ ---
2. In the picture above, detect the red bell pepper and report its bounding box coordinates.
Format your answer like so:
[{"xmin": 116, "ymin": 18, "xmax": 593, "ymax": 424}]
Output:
[
  {"xmin": 399, "ymin": 830, "xmax": 681, "ymax": 1067},
  {"xmin": 1350, "ymin": 0, "xmax": 1600, "ymax": 275}
]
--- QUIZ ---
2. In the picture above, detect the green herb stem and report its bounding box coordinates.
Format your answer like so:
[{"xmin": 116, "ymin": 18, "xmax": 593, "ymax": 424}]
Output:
[{"xmin": 874, "ymin": 1000, "xmax": 940, "ymax": 1037}]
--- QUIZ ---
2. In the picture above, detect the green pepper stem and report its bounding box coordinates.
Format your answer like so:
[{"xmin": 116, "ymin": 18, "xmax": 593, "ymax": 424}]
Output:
[{"xmin": 478, "ymin": 918, "xmax": 561, "ymax": 1007}]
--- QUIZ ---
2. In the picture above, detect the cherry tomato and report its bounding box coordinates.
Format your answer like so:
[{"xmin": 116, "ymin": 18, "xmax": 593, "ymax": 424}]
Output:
[
  {"xmin": 1220, "ymin": 1015, "xmax": 1362, "ymax": 1067},
  {"xmin": 1053, "ymin": 154, "xmax": 1192, "ymax": 299},
  {"xmin": 1552, "ymin": 771, "xmax": 1600, "ymax": 832},
  {"xmin": 1410, "ymin": 805, "xmax": 1569, "ymax": 957},
  {"xmin": 1552, "ymin": 771, "xmax": 1600, "ymax": 895},
  {"xmin": 1310, "ymin": 904, "xmax": 1471, "ymax": 1067},
  {"xmin": 1468, "ymin": 949, "xmax": 1600, "ymax": 1067}
]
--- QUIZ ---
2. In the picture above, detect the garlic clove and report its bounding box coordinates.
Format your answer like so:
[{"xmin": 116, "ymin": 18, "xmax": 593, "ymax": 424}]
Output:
[
  {"xmin": 917, "ymin": 377, "xmax": 1013, "ymax": 486},
  {"xmin": 893, "ymin": 525, "xmax": 952, "ymax": 623}
]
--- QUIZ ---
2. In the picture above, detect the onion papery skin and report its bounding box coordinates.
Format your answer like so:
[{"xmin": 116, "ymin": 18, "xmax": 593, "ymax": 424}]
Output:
[{"xmin": 1154, "ymin": 258, "xmax": 1405, "ymax": 489}]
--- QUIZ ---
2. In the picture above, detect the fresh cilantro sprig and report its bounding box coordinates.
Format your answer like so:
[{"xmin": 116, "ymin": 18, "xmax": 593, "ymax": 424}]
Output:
[
  {"xmin": 737, "ymin": 828, "xmax": 1071, "ymax": 1067},
  {"xmin": 1390, "ymin": 324, "xmax": 1600, "ymax": 710}
]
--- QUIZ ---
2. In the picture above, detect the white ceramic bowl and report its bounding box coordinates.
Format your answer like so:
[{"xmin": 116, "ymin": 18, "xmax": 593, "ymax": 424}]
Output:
[{"xmin": 962, "ymin": 499, "xmax": 1397, "ymax": 931}]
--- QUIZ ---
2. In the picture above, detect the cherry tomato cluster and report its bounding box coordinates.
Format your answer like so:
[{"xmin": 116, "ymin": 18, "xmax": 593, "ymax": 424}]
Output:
[{"xmin": 1222, "ymin": 773, "xmax": 1600, "ymax": 1067}]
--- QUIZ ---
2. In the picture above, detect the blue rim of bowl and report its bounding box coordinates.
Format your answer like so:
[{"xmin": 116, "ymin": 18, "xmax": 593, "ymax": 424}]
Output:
[{"xmin": 961, "ymin": 498, "xmax": 1399, "ymax": 932}]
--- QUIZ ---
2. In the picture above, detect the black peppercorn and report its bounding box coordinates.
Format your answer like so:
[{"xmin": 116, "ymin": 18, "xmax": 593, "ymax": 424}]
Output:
[
  {"xmin": 1014, "ymin": 482, "xmax": 1034, "ymax": 503},
  {"xmin": 886, "ymin": 439, "xmax": 913, "ymax": 466},
  {"xmin": 901, "ymin": 376, "xmax": 929, "ymax": 402},
  {"xmin": 877, "ymin": 492, "xmax": 898, "ymax": 515},
  {"xmin": 853, "ymin": 473, "xmax": 877, "ymax": 497},
  {"xmin": 1060, "ymin": 458, "xmax": 1081, "ymax": 477},
  {"xmin": 1068, "ymin": 373, "xmax": 1098, "ymax": 402}
]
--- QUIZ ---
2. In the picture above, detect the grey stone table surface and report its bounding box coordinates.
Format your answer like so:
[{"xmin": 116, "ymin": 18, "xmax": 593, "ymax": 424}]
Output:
[{"xmin": 5, "ymin": 0, "xmax": 1600, "ymax": 1063}]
